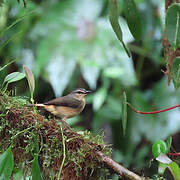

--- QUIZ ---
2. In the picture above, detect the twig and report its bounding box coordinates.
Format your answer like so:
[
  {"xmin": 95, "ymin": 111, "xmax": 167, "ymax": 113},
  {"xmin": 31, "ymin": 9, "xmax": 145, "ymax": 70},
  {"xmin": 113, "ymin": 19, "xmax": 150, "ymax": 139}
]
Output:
[
  {"xmin": 58, "ymin": 125, "xmax": 66, "ymax": 180},
  {"xmin": 127, "ymin": 102, "xmax": 180, "ymax": 114},
  {"xmin": 11, "ymin": 126, "xmax": 33, "ymax": 142},
  {"xmin": 167, "ymin": 152, "xmax": 180, "ymax": 156},
  {"xmin": 95, "ymin": 151, "xmax": 144, "ymax": 180}
]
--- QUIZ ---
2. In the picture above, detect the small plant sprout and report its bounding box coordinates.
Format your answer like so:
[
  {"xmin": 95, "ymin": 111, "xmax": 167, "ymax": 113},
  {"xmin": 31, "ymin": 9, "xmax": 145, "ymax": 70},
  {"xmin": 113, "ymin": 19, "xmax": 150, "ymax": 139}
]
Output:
[
  {"xmin": 24, "ymin": 66, "xmax": 35, "ymax": 104},
  {"xmin": 2, "ymin": 72, "xmax": 25, "ymax": 91}
]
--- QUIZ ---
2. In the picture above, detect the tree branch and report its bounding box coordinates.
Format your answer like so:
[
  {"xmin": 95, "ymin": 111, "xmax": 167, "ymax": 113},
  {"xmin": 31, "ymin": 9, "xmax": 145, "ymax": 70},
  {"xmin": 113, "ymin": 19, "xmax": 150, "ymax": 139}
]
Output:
[{"xmin": 95, "ymin": 151, "xmax": 146, "ymax": 180}]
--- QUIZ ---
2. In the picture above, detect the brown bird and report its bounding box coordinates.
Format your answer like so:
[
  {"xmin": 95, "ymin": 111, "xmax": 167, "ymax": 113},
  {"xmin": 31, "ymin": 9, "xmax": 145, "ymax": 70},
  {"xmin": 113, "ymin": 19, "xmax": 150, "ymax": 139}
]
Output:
[{"xmin": 28, "ymin": 88, "xmax": 91, "ymax": 129}]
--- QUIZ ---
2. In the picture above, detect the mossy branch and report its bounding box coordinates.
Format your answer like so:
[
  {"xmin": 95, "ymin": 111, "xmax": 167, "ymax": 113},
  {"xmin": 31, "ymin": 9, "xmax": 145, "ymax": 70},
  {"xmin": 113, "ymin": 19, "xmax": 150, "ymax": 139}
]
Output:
[
  {"xmin": 0, "ymin": 91, "xmax": 147, "ymax": 179},
  {"xmin": 95, "ymin": 151, "xmax": 145, "ymax": 180}
]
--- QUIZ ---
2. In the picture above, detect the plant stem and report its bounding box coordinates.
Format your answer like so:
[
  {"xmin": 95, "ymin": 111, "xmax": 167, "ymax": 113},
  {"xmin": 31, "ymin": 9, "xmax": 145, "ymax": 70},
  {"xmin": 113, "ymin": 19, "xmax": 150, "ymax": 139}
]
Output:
[
  {"xmin": 11, "ymin": 126, "xmax": 33, "ymax": 142},
  {"xmin": 127, "ymin": 102, "xmax": 180, "ymax": 114},
  {"xmin": 167, "ymin": 152, "xmax": 180, "ymax": 156},
  {"xmin": 95, "ymin": 151, "xmax": 143, "ymax": 180},
  {"xmin": 58, "ymin": 125, "xmax": 66, "ymax": 180}
]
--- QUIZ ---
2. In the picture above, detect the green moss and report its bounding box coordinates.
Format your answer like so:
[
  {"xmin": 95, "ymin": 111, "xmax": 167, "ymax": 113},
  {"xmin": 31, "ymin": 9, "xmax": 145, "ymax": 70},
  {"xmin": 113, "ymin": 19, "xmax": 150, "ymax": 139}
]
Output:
[{"xmin": 0, "ymin": 90, "xmax": 112, "ymax": 179}]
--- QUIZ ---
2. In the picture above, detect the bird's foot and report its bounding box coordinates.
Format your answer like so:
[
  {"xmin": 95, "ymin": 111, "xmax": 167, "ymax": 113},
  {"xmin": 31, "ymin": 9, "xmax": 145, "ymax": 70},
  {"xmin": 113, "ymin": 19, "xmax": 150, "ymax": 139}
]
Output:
[{"xmin": 61, "ymin": 118, "xmax": 72, "ymax": 131}]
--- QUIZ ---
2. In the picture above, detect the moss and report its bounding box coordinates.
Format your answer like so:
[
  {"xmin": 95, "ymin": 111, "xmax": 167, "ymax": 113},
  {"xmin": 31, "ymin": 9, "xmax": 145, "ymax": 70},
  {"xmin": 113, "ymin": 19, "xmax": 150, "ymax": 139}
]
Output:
[{"xmin": 0, "ymin": 91, "xmax": 112, "ymax": 179}]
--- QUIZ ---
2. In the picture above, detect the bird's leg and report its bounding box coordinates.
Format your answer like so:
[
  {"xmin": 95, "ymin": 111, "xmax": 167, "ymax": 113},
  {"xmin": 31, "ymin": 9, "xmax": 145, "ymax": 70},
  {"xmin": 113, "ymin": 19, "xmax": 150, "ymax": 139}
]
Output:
[{"xmin": 61, "ymin": 117, "xmax": 72, "ymax": 131}]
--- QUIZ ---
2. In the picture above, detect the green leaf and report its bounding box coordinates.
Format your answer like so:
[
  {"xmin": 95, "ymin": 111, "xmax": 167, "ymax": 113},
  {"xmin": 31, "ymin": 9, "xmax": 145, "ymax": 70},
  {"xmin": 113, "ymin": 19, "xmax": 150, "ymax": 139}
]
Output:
[
  {"xmin": 81, "ymin": 60, "xmax": 99, "ymax": 90},
  {"xmin": 152, "ymin": 140, "xmax": 168, "ymax": 158},
  {"xmin": 108, "ymin": 0, "xmax": 131, "ymax": 57},
  {"xmin": 122, "ymin": 91, "xmax": 127, "ymax": 136},
  {"xmin": 165, "ymin": 3, "xmax": 180, "ymax": 49},
  {"xmin": 13, "ymin": 170, "xmax": 23, "ymax": 180},
  {"xmin": 171, "ymin": 58, "xmax": 180, "ymax": 89},
  {"xmin": 103, "ymin": 65, "xmax": 137, "ymax": 87},
  {"xmin": 46, "ymin": 56, "xmax": 76, "ymax": 96},
  {"xmin": 24, "ymin": 66, "xmax": 35, "ymax": 103},
  {"xmin": 0, "ymin": 146, "xmax": 14, "ymax": 180},
  {"xmin": 32, "ymin": 155, "xmax": 42, "ymax": 180},
  {"xmin": 169, "ymin": 162, "xmax": 180, "ymax": 180},
  {"xmin": 166, "ymin": 136, "xmax": 172, "ymax": 152},
  {"xmin": 158, "ymin": 162, "xmax": 168, "ymax": 175},
  {"xmin": 0, "ymin": 61, "xmax": 14, "ymax": 72},
  {"xmin": 104, "ymin": 67, "xmax": 124, "ymax": 78},
  {"xmin": 93, "ymin": 87, "xmax": 107, "ymax": 111},
  {"xmin": 123, "ymin": 0, "xmax": 142, "ymax": 41},
  {"xmin": 3, "ymin": 72, "xmax": 25, "ymax": 85}
]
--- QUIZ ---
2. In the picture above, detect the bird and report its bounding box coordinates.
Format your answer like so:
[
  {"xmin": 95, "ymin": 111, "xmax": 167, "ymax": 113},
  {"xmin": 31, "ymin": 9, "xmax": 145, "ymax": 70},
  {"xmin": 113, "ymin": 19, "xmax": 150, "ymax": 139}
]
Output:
[{"xmin": 27, "ymin": 88, "xmax": 91, "ymax": 129}]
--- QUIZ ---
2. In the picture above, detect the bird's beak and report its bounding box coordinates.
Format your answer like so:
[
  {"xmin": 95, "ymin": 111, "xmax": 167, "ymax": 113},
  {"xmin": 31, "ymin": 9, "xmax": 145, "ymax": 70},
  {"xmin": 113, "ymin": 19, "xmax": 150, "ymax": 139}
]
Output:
[{"xmin": 85, "ymin": 90, "xmax": 92, "ymax": 94}]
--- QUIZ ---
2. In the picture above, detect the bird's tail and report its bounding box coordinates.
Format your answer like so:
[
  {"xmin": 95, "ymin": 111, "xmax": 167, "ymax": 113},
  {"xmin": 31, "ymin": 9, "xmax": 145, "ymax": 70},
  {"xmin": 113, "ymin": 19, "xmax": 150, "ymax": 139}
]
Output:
[{"xmin": 26, "ymin": 103, "xmax": 45, "ymax": 107}]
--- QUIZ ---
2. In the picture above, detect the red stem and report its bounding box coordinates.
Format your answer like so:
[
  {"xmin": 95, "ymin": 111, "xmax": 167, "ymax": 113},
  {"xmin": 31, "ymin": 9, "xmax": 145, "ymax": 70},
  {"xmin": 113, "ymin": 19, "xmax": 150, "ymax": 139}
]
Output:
[
  {"xmin": 126, "ymin": 103, "xmax": 180, "ymax": 114},
  {"xmin": 167, "ymin": 152, "xmax": 180, "ymax": 156}
]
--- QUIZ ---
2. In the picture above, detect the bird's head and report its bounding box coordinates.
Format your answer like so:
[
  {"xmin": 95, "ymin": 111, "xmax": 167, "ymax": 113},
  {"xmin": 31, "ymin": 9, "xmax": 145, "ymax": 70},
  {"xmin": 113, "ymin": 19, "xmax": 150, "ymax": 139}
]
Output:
[{"xmin": 71, "ymin": 88, "xmax": 91, "ymax": 100}]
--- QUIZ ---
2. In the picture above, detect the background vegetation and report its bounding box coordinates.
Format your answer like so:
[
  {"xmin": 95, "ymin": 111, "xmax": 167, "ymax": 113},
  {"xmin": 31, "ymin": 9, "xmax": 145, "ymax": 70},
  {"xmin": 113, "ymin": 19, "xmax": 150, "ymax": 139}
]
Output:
[{"xmin": 0, "ymin": 0, "xmax": 180, "ymax": 179}]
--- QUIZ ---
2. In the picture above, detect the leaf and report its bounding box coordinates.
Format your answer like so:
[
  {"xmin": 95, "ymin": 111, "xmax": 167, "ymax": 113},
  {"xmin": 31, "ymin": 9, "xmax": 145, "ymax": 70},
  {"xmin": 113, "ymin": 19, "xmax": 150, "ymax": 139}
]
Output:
[
  {"xmin": 152, "ymin": 140, "xmax": 168, "ymax": 158},
  {"xmin": 156, "ymin": 153, "xmax": 172, "ymax": 164},
  {"xmin": 0, "ymin": 146, "xmax": 14, "ymax": 180},
  {"xmin": 123, "ymin": 0, "xmax": 142, "ymax": 41},
  {"xmin": 158, "ymin": 162, "xmax": 168, "ymax": 175},
  {"xmin": 171, "ymin": 58, "xmax": 180, "ymax": 89},
  {"xmin": 81, "ymin": 61, "xmax": 99, "ymax": 90},
  {"xmin": 13, "ymin": 170, "xmax": 23, "ymax": 180},
  {"xmin": 103, "ymin": 65, "xmax": 137, "ymax": 87},
  {"xmin": 46, "ymin": 56, "xmax": 76, "ymax": 97},
  {"xmin": 104, "ymin": 67, "xmax": 124, "ymax": 78},
  {"xmin": 3, "ymin": 72, "xmax": 25, "ymax": 86},
  {"xmin": 93, "ymin": 87, "xmax": 107, "ymax": 111},
  {"xmin": 166, "ymin": 136, "xmax": 172, "ymax": 152},
  {"xmin": 0, "ymin": 61, "xmax": 14, "ymax": 72},
  {"xmin": 169, "ymin": 162, "xmax": 180, "ymax": 180},
  {"xmin": 156, "ymin": 155, "xmax": 180, "ymax": 179},
  {"xmin": 32, "ymin": 155, "xmax": 42, "ymax": 180},
  {"xmin": 108, "ymin": 0, "xmax": 130, "ymax": 57},
  {"xmin": 122, "ymin": 91, "xmax": 127, "ymax": 136},
  {"xmin": 165, "ymin": 3, "xmax": 180, "ymax": 49},
  {"xmin": 24, "ymin": 66, "xmax": 35, "ymax": 102}
]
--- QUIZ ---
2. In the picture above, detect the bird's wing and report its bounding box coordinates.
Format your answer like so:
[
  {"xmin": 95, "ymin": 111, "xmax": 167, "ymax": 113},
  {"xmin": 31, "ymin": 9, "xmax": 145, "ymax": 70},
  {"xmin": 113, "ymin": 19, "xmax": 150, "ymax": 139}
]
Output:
[{"xmin": 44, "ymin": 95, "xmax": 81, "ymax": 109}]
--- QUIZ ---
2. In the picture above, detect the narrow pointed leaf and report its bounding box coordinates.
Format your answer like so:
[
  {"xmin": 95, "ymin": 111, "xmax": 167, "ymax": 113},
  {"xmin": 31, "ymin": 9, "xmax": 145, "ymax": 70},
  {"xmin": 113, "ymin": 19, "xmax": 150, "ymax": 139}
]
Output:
[
  {"xmin": 108, "ymin": 0, "xmax": 130, "ymax": 57},
  {"xmin": 32, "ymin": 155, "xmax": 42, "ymax": 180},
  {"xmin": 169, "ymin": 162, "xmax": 180, "ymax": 180},
  {"xmin": 24, "ymin": 66, "xmax": 35, "ymax": 101},
  {"xmin": 171, "ymin": 58, "xmax": 180, "ymax": 89},
  {"xmin": 123, "ymin": 0, "xmax": 142, "ymax": 41},
  {"xmin": 93, "ymin": 87, "xmax": 107, "ymax": 111},
  {"xmin": 122, "ymin": 91, "xmax": 127, "ymax": 136},
  {"xmin": 166, "ymin": 136, "xmax": 172, "ymax": 152},
  {"xmin": 158, "ymin": 162, "xmax": 168, "ymax": 175},
  {"xmin": 165, "ymin": 3, "xmax": 180, "ymax": 49},
  {"xmin": 3, "ymin": 72, "xmax": 25, "ymax": 85},
  {"xmin": 0, "ymin": 146, "xmax": 14, "ymax": 180},
  {"xmin": 0, "ymin": 61, "xmax": 14, "ymax": 72}
]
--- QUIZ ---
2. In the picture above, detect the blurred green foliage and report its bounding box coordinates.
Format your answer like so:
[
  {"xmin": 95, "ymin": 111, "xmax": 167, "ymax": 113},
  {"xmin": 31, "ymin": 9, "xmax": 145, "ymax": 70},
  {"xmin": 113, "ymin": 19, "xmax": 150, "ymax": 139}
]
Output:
[{"xmin": 0, "ymin": 0, "xmax": 180, "ymax": 178}]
